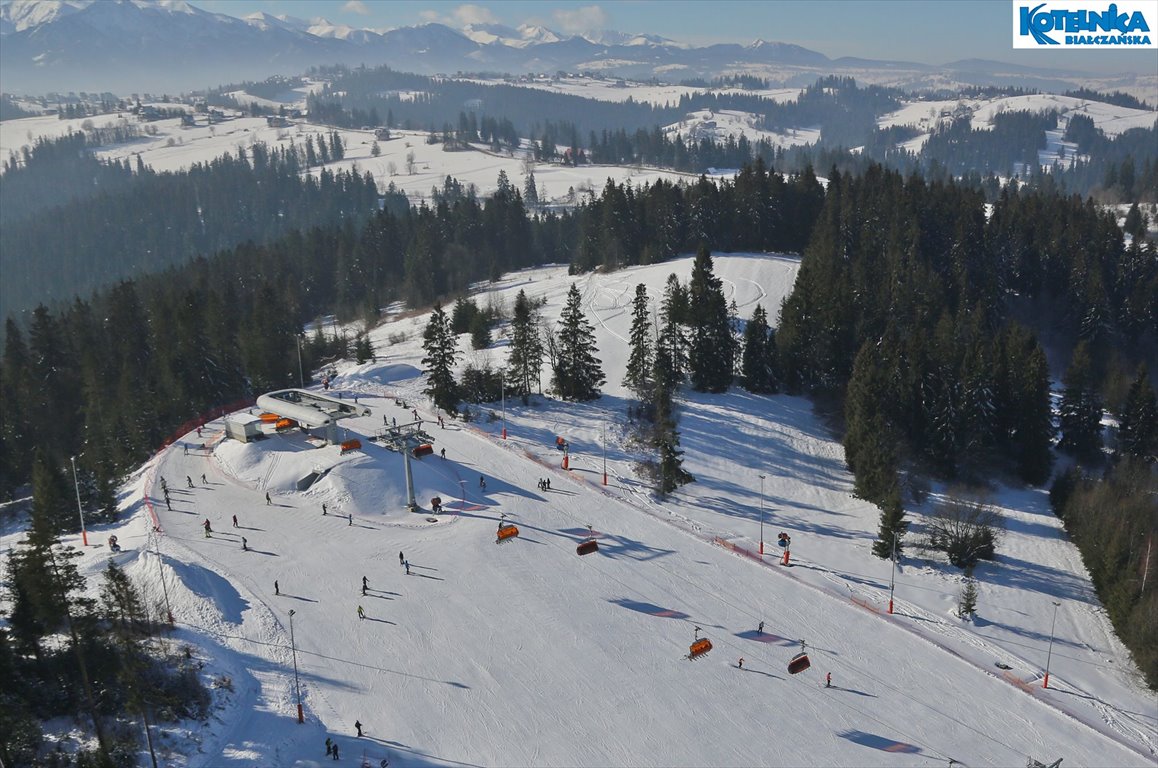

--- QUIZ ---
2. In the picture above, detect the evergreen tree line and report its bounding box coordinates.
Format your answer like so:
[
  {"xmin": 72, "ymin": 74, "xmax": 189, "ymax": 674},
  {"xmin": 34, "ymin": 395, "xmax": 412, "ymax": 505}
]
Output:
[
  {"xmin": 1049, "ymin": 457, "xmax": 1158, "ymax": 688},
  {"xmin": 1, "ymin": 450, "xmax": 211, "ymax": 767},
  {"xmin": 0, "ymin": 133, "xmax": 376, "ymax": 322},
  {"xmin": 780, "ymin": 166, "xmax": 1155, "ymax": 499}
]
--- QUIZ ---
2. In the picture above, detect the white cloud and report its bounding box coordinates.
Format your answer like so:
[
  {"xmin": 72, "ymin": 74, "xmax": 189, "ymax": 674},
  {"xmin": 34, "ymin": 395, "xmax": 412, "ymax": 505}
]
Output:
[
  {"xmin": 453, "ymin": 4, "xmax": 497, "ymax": 26},
  {"xmin": 552, "ymin": 5, "xmax": 607, "ymax": 34},
  {"xmin": 342, "ymin": 0, "xmax": 370, "ymax": 16}
]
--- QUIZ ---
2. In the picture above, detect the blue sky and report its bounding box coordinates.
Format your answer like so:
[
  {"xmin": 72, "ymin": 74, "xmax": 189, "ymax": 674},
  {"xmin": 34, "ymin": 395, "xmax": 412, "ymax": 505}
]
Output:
[{"xmin": 199, "ymin": 0, "xmax": 1158, "ymax": 74}]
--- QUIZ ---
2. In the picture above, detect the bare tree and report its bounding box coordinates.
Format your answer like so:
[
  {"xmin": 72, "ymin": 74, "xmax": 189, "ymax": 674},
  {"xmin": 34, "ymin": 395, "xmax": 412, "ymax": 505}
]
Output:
[
  {"xmin": 386, "ymin": 160, "xmax": 397, "ymax": 177},
  {"xmin": 406, "ymin": 150, "xmax": 416, "ymax": 175},
  {"xmin": 925, "ymin": 491, "xmax": 1003, "ymax": 568}
]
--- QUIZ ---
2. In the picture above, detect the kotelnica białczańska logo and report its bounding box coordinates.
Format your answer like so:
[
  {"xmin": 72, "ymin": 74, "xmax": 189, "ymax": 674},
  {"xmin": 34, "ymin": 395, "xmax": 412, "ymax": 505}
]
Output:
[{"xmin": 1013, "ymin": 1, "xmax": 1157, "ymax": 48}]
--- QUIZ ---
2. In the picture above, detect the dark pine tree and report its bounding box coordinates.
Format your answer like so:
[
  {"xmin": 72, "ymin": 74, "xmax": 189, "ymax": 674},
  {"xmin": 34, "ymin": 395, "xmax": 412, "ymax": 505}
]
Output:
[
  {"xmin": 740, "ymin": 303, "xmax": 778, "ymax": 393},
  {"xmin": 658, "ymin": 273, "xmax": 688, "ymax": 386},
  {"xmin": 422, "ymin": 303, "xmax": 460, "ymax": 414},
  {"xmin": 553, "ymin": 284, "xmax": 605, "ymax": 402},
  {"xmin": 623, "ymin": 283, "xmax": 654, "ymax": 397},
  {"xmin": 687, "ymin": 244, "xmax": 734, "ymax": 392},
  {"xmin": 1118, "ymin": 364, "xmax": 1157, "ymax": 460},
  {"xmin": 845, "ymin": 343, "xmax": 900, "ymax": 507},
  {"xmin": 653, "ymin": 376, "xmax": 693, "ymax": 496},
  {"xmin": 871, "ymin": 485, "xmax": 908, "ymax": 560},
  {"xmin": 506, "ymin": 290, "xmax": 544, "ymax": 403},
  {"xmin": 1057, "ymin": 340, "xmax": 1103, "ymax": 461}
]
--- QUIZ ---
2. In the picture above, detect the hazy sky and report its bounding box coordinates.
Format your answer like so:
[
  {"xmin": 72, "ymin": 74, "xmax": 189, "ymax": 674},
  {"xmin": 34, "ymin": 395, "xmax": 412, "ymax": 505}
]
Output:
[{"xmin": 198, "ymin": 0, "xmax": 1158, "ymax": 74}]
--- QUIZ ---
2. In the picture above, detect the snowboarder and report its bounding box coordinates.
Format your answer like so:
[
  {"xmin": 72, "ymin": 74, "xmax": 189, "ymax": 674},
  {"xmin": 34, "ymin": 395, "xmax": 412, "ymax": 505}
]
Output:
[
  {"xmin": 275, "ymin": 580, "xmax": 280, "ymax": 595},
  {"xmin": 738, "ymin": 657, "xmax": 744, "ymax": 669},
  {"xmin": 331, "ymin": 742, "xmax": 339, "ymax": 760},
  {"xmin": 545, "ymin": 478, "xmax": 550, "ymax": 490},
  {"xmin": 323, "ymin": 503, "xmax": 328, "ymax": 516},
  {"xmin": 479, "ymin": 475, "xmax": 486, "ymax": 490},
  {"xmin": 348, "ymin": 513, "xmax": 353, "ymax": 526},
  {"xmin": 399, "ymin": 551, "xmax": 404, "ymax": 565},
  {"xmin": 201, "ymin": 473, "xmax": 207, "ymax": 485},
  {"xmin": 392, "ymin": 417, "xmax": 396, "ymax": 427},
  {"xmin": 242, "ymin": 537, "xmax": 248, "ymax": 551},
  {"xmin": 325, "ymin": 737, "xmax": 332, "ymax": 756},
  {"xmin": 203, "ymin": 519, "xmax": 212, "ymax": 538},
  {"xmin": 187, "ymin": 475, "xmax": 194, "ymax": 489},
  {"xmin": 357, "ymin": 605, "xmax": 365, "ymax": 620},
  {"xmin": 383, "ymin": 414, "xmax": 388, "ymax": 425},
  {"xmin": 404, "ymin": 561, "xmax": 410, "ymax": 576},
  {"xmin": 266, "ymin": 492, "xmax": 272, "ymax": 506},
  {"xmin": 196, "ymin": 426, "xmax": 202, "ymax": 438},
  {"xmin": 354, "ymin": 720, "xmax": 362, "ymax": 737},
  {"xmin": 440, "ymin": 448, "xmax": 446, "ymax": 460},
  {"xmin": 825, "ymin": 672, "xmax": 832, "ymax": 688},
  {"xmin": 232, "ymin": 514, "xmax": 238, "ymax": 528},
  {"xmin": 758, "ymin": 621, "xmax": 764, "ymax": 634},
  {"xmin": 438, "ymin": 416, "xmax": 444, "ymax": 428}
]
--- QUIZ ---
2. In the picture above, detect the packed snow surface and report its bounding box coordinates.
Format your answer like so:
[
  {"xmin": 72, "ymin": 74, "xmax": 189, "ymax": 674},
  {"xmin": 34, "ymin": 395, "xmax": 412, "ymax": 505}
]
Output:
[{"xmin": 31, "ymin": 254, "xmax": 1155, "ymax": 767}]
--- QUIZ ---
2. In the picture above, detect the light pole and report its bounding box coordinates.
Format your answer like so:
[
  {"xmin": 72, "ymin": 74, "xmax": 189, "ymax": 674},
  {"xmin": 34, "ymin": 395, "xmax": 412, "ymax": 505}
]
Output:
[
  {"xmin": 69, "ymin": 456, "xmax": 88, "ymax": 547},
  {"xmin": 758, "ymin": 474, "xmax": 766, "ymax": 555},
  {"xmin": 602, "ymin": 423, "xmax": 608, "ymax": 486},
  {"xmin": 888, "ymin": 531, "xmax": 899, "ymax": 614},
  {"xmin": 288, "ymin": 609, "xmax": 303, "ymax": 723},
  {"xmin": 1043, "ymin": 600, "xmax": 1061, "ymax": 688},
  {"xmin": 295, "ymin": 334, "xmax": 304, "ymax": 388},
  {"xmin": 152, "ymin": 531, "xmax": 174, "ymax": 625},
  {"xmin": 501, "ymin": 372, "xmax": 507, "ymax": 440}
]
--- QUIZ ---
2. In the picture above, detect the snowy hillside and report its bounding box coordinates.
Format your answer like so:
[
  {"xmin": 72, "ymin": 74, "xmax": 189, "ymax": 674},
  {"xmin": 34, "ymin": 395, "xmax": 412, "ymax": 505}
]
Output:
[
  {"xmin": 0, "ymin": 113, "xmax": 724, "ymax": 205},
  {"xmin": 30, "ymin": 254, "xmax": 1156, "ymax": 767}
]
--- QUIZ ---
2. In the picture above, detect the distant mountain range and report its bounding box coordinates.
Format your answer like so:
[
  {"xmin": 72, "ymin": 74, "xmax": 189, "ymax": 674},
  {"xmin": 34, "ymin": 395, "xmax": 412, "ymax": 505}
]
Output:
[{"xmin": 1, "ymin": 0, "xmax": 1152, "ymax": 96}]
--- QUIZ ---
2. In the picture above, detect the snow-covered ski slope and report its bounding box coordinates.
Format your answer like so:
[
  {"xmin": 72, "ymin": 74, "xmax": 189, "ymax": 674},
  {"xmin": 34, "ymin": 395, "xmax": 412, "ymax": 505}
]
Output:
[{"xmin": 62, "ymin": 254, "xmax": 1155, "ymax": 767}]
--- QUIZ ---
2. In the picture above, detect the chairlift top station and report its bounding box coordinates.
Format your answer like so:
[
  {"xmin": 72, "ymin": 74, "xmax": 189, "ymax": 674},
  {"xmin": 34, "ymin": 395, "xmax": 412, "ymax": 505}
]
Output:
[{"xmin": 254, "ymin": 388, "xmax": 370, "ymax": 444}]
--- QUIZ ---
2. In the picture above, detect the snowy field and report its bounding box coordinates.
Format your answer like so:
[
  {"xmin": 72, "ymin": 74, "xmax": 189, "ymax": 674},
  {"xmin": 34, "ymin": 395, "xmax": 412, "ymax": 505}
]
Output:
[
  {"xmin": 0, "ymin": 112, "xmax": 723, "ymax": 204},
  {"xmin": 878, "ymin": 93, "xmax": 1157, "ymax": 153},
  {"xmin": 19, "ymin": 254, "xmax": 1155, "ymax": 767},
  {"xmin": 665, "ymin": 108, "xmax": 820, "ymax": 149}
]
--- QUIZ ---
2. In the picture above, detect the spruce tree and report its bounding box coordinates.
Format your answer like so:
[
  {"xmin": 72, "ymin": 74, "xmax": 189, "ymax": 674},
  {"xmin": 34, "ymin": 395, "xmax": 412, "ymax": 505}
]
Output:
[
  {"xmin": 871, "ymin": 485, "xmax": 908, "ymax": 559},
  {"xmin": 623, "ymin": 284, "xmax": 654, "ymax": 397},
  {"xmin": 552, "ymin": 284, "xmax": 605, "ymax": 401},
  {"xmin": 506, "ymin": 290, "xmax": 543, "ymax": 402},
  {"xmin": 653, "ymin": 377, "xmax": 693, "ymax": 495},
  {"xmin": 422, "ymin": 303, "xmax": 459, "ymax": 414},
  {"xmin": 1118, "ymin": 364, "xmax": 1157, "ymax": 459},
  {"xmin": 845, "ymin": 344, "xmax": 900, "ymax": 506},
  {"xmin": 740, "ymin": 303, "xmax": 778, "ymax": 393},
  {"xmin": 658, "ymin": 274, "xmax": 688, "ymax": 385},
  {"xmin": 958, "ymin": 573, "xmax": 978, "ymax": 619},
  {"xmin": 1058, "ymin": 340, "xmax": 1102, "ymax": 461},
  {"xmin": 687, "ymin": 245, "xmax": 734, "ymax": 392}
]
